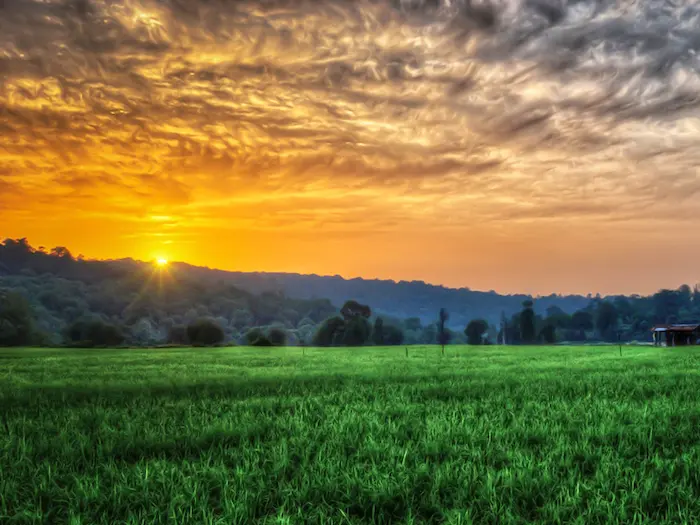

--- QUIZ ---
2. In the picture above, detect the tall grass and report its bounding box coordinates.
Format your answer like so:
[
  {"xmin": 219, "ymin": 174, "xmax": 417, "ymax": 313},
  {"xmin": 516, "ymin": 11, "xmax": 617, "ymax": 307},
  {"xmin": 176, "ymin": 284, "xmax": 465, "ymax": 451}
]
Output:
[{"xmin": 1, "ymin": 345, "xmax": 699, "ymax": 524}]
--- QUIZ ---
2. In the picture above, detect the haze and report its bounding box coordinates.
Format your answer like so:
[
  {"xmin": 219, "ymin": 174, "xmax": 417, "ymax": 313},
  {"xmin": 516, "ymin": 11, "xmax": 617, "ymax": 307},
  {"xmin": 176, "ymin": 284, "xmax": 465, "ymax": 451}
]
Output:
[{"xmin": 1, "ymin": 0, "xmax": 699, "ymax": 296}]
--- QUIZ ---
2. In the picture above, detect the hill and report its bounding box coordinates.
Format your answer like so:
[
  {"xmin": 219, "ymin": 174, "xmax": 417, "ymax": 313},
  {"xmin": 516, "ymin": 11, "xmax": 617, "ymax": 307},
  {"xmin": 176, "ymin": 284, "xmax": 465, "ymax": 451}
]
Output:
[{"xmin": 176, "ymin": 263, "xmax": 592, "ymax": 327}]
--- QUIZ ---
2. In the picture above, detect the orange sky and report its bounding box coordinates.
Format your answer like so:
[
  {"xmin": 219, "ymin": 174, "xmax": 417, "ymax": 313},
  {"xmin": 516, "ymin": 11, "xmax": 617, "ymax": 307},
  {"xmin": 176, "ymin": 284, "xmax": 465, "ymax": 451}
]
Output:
[{"xmin": 1, "ymin": 0, "xmax": 699, "ymax": 296}]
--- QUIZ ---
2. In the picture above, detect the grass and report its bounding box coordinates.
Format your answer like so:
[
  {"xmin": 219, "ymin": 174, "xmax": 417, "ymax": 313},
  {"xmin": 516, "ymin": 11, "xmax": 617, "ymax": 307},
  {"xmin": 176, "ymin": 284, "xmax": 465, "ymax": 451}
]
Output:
[{"xmin": 1, "ymin": 344, "xmax": 700, "ymax": 524}]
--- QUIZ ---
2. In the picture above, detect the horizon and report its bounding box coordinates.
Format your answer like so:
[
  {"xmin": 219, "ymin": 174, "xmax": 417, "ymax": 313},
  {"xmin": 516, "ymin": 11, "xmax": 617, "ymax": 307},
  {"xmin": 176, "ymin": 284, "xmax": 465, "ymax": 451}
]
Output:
[
  {"xmin": 2, "ymin": 236, "xmax": 696, "ymax": 299},
  {"xmin": 2, "ymin": 1, "xmax": 700, "ymax": 296}
]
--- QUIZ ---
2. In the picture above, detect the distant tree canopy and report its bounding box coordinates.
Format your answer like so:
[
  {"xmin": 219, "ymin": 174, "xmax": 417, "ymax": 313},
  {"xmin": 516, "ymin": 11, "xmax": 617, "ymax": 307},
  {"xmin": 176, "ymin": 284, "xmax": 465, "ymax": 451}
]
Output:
[
  {"xmin": 372, "ymin": 318, "xmax": 385, "ymax": 345},
  {"xmin": 0, "ymin": 290, "xmax": 36, "ymax": 346},
  {"xmin": 595, "ymin": 301, "xmax": 619, "ymax": 341},
  {"xmin": 167, "ymin": 324, "xmax": 188, "ymax": 345},
  {"xmin": 3, "ymin": 238, "xmax": 700, "ymax": 348},
  {"xmin": 465, "ymin": 319, "xmax": 489, "ymax": 345}
]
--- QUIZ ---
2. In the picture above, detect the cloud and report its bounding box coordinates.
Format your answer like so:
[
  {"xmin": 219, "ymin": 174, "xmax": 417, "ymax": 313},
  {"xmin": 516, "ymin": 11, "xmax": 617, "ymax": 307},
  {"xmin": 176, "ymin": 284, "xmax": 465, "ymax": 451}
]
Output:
[{"xmin": 0, "ymin": 0, "xmax": 699, "ymax": 235}]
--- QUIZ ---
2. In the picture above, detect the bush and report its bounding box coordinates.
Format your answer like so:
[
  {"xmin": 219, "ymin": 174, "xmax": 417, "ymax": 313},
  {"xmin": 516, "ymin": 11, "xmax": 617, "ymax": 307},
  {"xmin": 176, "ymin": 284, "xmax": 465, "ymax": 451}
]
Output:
[
  {"xmin": 251, "ymin": 336, "xmax": 274, "ymax": 347},
  {"xmin": 267, "ymin": 327, "xmax": 287, "ymax": 346},
  {"xmin": 65, "ymin": 318, "xmax": 125, "ymax": 347},
  {"xmin": 186, "ymin": 318, "xmax": 225, "ymax": 346},
  {"xmin": 245, "ymin": 327, "xmax": 264, "ymax": 346}
]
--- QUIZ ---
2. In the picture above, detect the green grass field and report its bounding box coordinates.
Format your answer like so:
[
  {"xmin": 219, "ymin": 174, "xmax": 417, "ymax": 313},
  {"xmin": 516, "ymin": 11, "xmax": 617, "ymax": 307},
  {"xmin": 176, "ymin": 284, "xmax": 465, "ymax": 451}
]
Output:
[{"xmin": 1, "ymin": 345, "xmax": 699, "ymax": 524}]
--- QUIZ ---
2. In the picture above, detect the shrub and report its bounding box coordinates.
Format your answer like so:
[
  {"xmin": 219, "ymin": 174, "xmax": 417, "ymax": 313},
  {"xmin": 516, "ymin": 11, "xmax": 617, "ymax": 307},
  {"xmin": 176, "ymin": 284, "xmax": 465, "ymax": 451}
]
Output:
[
  {"xmin": 267, "ymin": 327, "xmax": 287, "ymax": 346},
  {"xmin": 245, "ymin": 327, "xmax": 264, "ymax": 346},
  {"xmin": 65, "ymin": 318, "xmax": 125, "ymax": 347},
  {"xmin": 251, "ymin": 336, "xmax": 274, "ymax": 347},
  {"xmin": 186, "ymin": 318, "xmax": 225, "ymax": 346}
]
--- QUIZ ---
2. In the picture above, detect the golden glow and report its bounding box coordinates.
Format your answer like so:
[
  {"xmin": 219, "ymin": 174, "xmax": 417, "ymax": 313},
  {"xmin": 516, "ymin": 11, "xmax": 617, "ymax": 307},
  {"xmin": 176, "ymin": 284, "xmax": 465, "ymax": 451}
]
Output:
[
  {"xmin": 156, "ymin": 257, "xmax": 169, "ymax": 267},
  {"xmin": 0, "ymin": 0, "xmax": 698, "ymax": 295}
]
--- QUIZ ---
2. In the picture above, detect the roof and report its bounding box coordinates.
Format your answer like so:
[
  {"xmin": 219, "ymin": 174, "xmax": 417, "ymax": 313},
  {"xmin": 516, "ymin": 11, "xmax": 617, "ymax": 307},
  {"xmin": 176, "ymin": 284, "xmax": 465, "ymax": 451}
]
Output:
[{"xmin": 651, "ymin": 324, "xmax": 700, "ymax": 332}]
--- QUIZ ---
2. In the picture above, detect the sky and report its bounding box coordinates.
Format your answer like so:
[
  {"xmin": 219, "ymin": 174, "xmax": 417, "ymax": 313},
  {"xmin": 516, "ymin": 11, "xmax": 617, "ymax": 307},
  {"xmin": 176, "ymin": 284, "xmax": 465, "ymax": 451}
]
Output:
[{"xmin": 1, "ymin": 0, "xmax": 699, "ymax": 296}]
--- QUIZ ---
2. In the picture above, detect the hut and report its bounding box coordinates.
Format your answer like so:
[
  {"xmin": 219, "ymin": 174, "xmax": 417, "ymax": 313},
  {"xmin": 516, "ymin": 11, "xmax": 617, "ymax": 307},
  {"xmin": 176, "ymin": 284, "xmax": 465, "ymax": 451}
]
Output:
[{"xmin": 651, "ymin": 324, "xmax": 700, "ymax": 346}]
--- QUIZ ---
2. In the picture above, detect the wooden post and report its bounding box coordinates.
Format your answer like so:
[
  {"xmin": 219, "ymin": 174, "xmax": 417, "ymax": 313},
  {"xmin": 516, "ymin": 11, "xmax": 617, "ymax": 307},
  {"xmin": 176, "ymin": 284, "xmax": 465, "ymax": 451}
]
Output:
[{"xmin": 618, "ymin": 332, "xmax": 622, "ymax": 356}]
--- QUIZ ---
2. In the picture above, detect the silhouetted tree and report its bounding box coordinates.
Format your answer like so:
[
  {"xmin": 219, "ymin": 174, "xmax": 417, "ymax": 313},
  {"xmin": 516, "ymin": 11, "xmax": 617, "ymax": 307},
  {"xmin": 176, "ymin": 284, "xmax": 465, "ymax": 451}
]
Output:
[
  {"xmin": 465, "ymin": 319, "xmax": 489, "ymax": 345},
  {"xmin": 340, "ymin": 300, "xmax": 371, "ymax": 321},
  {"xmin": 520, "ymin": 300, "xmax": 536, "ymax": 344},
  {"xmin": 372, "ymin": 317, "xmax": 385, "ymax": 345}
]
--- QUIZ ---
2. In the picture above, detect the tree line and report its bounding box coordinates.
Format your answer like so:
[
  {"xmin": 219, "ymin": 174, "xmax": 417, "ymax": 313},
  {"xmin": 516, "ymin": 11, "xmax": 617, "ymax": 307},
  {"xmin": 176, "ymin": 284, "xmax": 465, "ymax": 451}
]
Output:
[{"xmin": 1, "ymin": 238, "xmax": 699, "ymax": 348}]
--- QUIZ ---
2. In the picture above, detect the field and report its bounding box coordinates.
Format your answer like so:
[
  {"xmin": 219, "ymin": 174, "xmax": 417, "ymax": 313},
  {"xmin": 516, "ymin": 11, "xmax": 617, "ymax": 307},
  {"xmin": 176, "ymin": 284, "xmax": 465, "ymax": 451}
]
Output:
[{"xmin": 1, "ymin": 345, "xmax": 700, "ymax": 524}]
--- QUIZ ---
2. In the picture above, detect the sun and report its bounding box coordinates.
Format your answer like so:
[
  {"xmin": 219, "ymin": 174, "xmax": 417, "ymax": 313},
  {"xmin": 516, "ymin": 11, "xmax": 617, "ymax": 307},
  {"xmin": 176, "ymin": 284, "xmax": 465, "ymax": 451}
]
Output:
[{"xmin": 155, "ymin": 257, "xmax": 169, "ymax": 267}]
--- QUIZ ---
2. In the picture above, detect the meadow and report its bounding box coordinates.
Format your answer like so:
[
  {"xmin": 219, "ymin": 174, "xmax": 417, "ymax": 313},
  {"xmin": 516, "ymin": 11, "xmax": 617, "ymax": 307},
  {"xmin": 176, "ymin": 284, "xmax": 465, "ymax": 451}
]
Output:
[{"xmin": 1, "ymin": 344, "xmax": 699, "ymax": 524}]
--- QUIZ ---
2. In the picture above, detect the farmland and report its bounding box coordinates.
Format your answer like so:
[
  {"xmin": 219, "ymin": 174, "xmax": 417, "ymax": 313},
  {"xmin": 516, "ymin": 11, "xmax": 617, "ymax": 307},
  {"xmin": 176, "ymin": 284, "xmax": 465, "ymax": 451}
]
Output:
[{"xmin": 1, "ymin": 345, "xmax": 700, "ymax": 524}]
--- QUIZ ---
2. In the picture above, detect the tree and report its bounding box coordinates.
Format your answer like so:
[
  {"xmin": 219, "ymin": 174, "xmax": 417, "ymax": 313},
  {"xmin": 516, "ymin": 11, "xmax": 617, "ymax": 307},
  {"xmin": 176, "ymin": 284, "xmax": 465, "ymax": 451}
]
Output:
[
  {"xmin": 0, "ymin": 290, "xmax": 36, "ymax": 346},
  {"xmin": 540, "ymin": 324, "xmax": 556, "ymax": 344},
  {"xmin": 267, "ymin": 327, "xmax": 287, "ymax": 346},
  {"xmin": 500, "ymin": 311, "xmax": 508, "ymax": 345},
  {"xmin": 383, "ymin": 324, "xmax": 405, "ymax": 345},
  {"xmin": 186, "ymin": 318, "xmax": 225, "ymax": 346},
  {"xmin": 437, "ymin": 308, "xmax": 450, "ymax": 354},
  {"xmin": 372, "ymin": 317, "xmax": 385, "ymax": 345},
  {"xmin": 65, "ymin": 317, "xmax": 125, "ymax": 347},
  {"xmin": 545, "ymin": 305, "xmax": 571, "ymax": 329},
  {"xmin": 465, "ymin": 319, "xmax": 489, "ymax": 345},
  {"xmin": 340, "ymin": 300, "xmax": 371, "ymax": 321},
  {"xmin": 167, "ymin": 324, "xmax": 188, "ymax": 344},
  {"xmin": 343, "ymin": 316, "xmax": 372, "ymax": 346},
  {"xmin": 130, "ymin": 318, "xmax": 162, "ymax": 345},
  {"xmin": 520, "ymin": 300, "xmax": 536, "ymax": 344},
  {"xmin": 595, "ymin": 301, "xmax": 619, "ymax": 341},
  {"xmin": 571, "ymin": 310, "xmax": 594, "ymax": 331},
  {"xmin": 313, "ymin": 316, "xmax": 345, "ymax": 347},
  {"xmin": 245, "ymin": 327, "xmax": 265, "ymax": 345}
]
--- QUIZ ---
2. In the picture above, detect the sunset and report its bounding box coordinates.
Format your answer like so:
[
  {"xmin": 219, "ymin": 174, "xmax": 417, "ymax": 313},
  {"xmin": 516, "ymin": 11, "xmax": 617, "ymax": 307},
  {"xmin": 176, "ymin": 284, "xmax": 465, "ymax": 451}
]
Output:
[
  {"xmin": 2, "ymin": 0, "xmax": 699, "ymax": 295},
  {"xmin": 3, "ymin": 1, "xmax": 700, "ymax": 523}
]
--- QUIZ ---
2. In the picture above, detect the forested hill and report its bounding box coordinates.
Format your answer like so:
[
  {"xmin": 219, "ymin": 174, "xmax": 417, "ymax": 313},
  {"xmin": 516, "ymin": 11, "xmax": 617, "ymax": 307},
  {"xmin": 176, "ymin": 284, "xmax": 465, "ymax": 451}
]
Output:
[
  {"xmin": 0, "ymin": 237, "xmax": 591, "ymax": 329},
  {"xmin": 177, "ymin": 265, "xmax": 592, "ymax": 327}
]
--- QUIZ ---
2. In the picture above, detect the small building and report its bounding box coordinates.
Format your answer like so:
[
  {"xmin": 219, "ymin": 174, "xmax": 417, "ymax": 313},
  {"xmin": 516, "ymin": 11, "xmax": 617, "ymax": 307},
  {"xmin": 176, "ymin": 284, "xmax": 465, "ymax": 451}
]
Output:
[{"xmin": 651, "ymin": 324, "xmax": 700, "ymax": 346}]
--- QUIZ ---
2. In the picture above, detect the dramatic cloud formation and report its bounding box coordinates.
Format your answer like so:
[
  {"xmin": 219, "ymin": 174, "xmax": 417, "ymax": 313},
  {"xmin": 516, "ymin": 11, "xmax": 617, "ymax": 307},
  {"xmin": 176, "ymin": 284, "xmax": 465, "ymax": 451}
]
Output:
[{"xmin": 1, "ymin": 0, "xmax": 699, "ymax": 294}]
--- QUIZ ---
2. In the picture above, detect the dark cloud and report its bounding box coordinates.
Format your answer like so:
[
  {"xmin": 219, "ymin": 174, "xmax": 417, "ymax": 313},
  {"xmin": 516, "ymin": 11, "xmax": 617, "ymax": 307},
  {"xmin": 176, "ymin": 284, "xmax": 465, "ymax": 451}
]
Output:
[{"xmin": 0, "ymin": 0, "xmax": 698, "ymax": 226}]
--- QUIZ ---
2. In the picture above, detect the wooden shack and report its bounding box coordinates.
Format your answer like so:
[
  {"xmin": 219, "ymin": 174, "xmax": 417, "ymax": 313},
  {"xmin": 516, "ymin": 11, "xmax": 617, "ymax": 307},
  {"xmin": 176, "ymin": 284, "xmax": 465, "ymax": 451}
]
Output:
[{"xmin": 651, "ymin": 324, "xmax": 700, "ymax": 346}]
